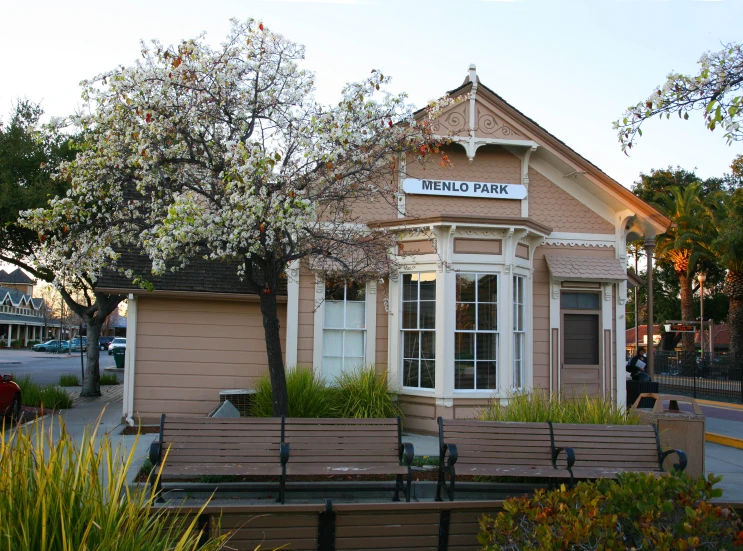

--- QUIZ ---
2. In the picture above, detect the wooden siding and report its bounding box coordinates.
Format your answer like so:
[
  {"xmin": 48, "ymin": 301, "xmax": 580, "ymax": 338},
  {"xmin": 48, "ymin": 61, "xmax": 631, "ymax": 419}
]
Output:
[
  {"xmin": 133, "ymin": 297, "xmax": 285, "ymax": 422},
  {"xmin": 375, "ymin": 279, "xmax": 389, "ymax": 373},
  {"xmin": 297, "ymin": 263, "xmax": 316, "ymax": 366}
]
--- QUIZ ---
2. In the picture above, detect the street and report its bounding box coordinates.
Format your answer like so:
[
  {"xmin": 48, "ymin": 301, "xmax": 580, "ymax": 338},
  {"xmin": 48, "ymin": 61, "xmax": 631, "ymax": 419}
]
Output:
[{"xmin": 0, "ymin": 349, "xmax": 121, "ymax": 387}]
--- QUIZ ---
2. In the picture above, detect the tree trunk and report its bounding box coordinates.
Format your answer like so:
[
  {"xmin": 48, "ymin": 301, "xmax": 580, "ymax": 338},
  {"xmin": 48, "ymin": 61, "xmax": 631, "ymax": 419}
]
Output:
[
  {"xmin": 81, "ymin": 319, "xmax": 102, "ymax": 397},
  {"xmin": 679, "ymin": 272, "xmax": 695, "ymax": 352},
  {"xmin": 257, "ymin": 266, "xmax": 289, "ymax": 417},
  {"xmin": 725, "ymin": 270, "xmax": 743, "ymax": 368}
]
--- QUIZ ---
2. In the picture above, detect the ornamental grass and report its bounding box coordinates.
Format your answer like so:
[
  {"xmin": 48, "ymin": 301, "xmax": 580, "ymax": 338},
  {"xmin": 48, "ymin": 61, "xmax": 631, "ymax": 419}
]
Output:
[
  {"xmin": 0, "ymin": 415, "xmax": 230, "ymax": 551},
  {"xmin": 13, "ymin": 374, "xmax": 73, "ymax": 410},
  {"xmin": 477, "ymin": 389, "xmax": 640, "ymax": 425},
  {"xmin": 334, "ymin": 366, "xmax": 401, "ymax": 419},
  {"xmin": 251, "ymin": 366, "xmax": 338, "ymax": 418}
]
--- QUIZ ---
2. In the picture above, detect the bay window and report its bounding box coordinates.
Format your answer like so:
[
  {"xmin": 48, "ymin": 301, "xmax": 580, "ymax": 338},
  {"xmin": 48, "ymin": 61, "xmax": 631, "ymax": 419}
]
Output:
[{"xmin": 401, "ymin": 272, "xmax": 436, "ymax": 389}]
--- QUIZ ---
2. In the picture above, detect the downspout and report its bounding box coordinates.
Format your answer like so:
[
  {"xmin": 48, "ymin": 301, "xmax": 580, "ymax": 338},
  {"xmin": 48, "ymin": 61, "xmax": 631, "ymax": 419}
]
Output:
[{"xmin": 123, "ymin": 294, "xmax": 138, "ymax": 426}]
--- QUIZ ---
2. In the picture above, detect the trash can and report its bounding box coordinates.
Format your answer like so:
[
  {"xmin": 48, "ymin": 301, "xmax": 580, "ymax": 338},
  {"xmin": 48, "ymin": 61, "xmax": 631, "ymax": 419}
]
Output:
[
  {"xmin": 626, "ymin": 379, "xmax": 659, "ymax": 409},
  {"xmin": 112, "ymin": 347, "xmax": 125, "ymax": 369},
  {"xmin": 632, "ymin": 393, "xmax": 706, "ymax": 477}
]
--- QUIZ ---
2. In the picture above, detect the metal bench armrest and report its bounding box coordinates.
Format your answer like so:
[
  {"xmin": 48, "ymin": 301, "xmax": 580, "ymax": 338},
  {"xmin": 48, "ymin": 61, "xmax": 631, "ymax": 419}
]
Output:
[
  {"xmin": 660, "ymin": 448, "xmax": 687, "ymax": 472},
  {"xmin": 399, "ymin": 442, "xmax": 414, "ymax": 466},
  {"xmin": 280, "ymin": 443, "xmax": 290, "ymax": 466},
  {"xmin": 148, "ymin": 441, "xmax": 161, "ymax": 465},
  {"xmin": 552, "ymin": 446, "xmax": 575, "ymax": 470}
]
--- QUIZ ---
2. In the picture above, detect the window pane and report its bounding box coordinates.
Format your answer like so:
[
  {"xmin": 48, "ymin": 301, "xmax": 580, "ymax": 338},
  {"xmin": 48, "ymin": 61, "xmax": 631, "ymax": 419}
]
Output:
[
  {"xmin": 456, "ymin": 303, "xmax": 476, "ymax": 330},
  {"xmin": 325, "ymin": 279, "xmax": 345, "ymax": 301},
  {"xmin": 455, "ymin": 332, "xmax": 475, "ymax": 361},
  {"xmin": 344, "ymin": 330, "xmax": 364, "ymax": 359},
  {"xmin": 344, "ymin": 357, "xmax": 365, "ymax": 371},
  {"xmin": 324, "ymin": 357, "xmax": 344, "ymax": 381},
  {"xmin": 324, "ymin": 301, "xmax": 345, "ymax": 328},
  {"xmin": 456, "ymin": 274, "xmax": 476, "ymax": 302},
  {"xmin": 478, "ymin": 274, "xmax": 497, "ymax": 303},
  {"xmin": 323, "ymin": 330, "xmax": 343, "ymax": 356},
  {"xmin": 419, "ymin": 274, "xmax": 436, "ymax": 301},
  {"xmin": 345, "ymin": 281, "xmax": 365, "ymax": 301},
  {"xmin": 516, "ymin": 276, "xmax": 524, "ymax": 304},
  {"xmin": 476, "ymin": 333, "xmax": 498, "ymax": 361},
  {"xmin": 403, "ymin": 359, "xmax": 419, "ymax": 387},
  {"xmin": 561, "ymin": 292, "xmax": 599, "ymax": 310},
  {"xmin": 403, "ymin": 332, "xmax": 419, "ymax": 359},
  {"xmin": 421, "ymin": 332, "xmax": 435, "ymax": 359},
  {"xmin": 476, "ymin": 361, "xmax": 497, "ymax": 389},
  {"xmin": 402, "ymin": 301, "xmax": 417, "ymax": 329},
  {"xmin": 420, "ymin": 301, "xmax": 436, "ymax": 329},
  {"xmin": 402, "ymin": 274, "xmax": 418, "ymax": 301},
  {"xmin": 421, "ymin": 360, "xmax": 435, "ymax": 388},
  {"xmin": 346, "ymin": 302, "xmax": 366, "ymax": 329},
  {"xmin": 455, "ymin": 361, "xmax": 475, "ymax": 390},
  {"xmin": 478, "ymin": 303, "xmax": 498, "ymax": 330}
]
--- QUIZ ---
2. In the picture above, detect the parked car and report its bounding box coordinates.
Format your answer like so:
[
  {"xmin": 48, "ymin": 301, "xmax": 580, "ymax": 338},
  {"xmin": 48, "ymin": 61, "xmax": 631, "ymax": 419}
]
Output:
[
  {"xmin": 108, "ymin": 338, "xmax": 126, "ymax": 355},
  {"xmin": 0, "ymin": 374, "xmax": 21, "ymax": 421},
  {"xmin": 32, "ymin": 340, "xmax": 69, "ymax": 353},
  {"xmin": 70, "ymin": 337, "xmax": 88, "ymax": 352},
  {"xmin": 98, "ymin": 336, "xmax": 115, "ymax": 351}
]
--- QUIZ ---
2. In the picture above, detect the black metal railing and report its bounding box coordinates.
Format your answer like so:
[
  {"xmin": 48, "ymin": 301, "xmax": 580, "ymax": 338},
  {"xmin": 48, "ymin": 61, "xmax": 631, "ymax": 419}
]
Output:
[{"xmin": 653, "ymin": 351, "xmax": 743, "ymax": 403}]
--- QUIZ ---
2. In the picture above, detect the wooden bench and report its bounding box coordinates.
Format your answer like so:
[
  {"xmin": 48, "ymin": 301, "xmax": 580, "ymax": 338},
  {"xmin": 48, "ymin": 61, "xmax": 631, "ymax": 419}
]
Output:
[
  {"xmin": 549, "ymin": 423, "xmax": 687, "ymax": 480},
  {"xmin": 436, "ymin": 418, "xmax": 575, "ymax": 501},
  {"xmin": 283, "ymin": 417, "xmax": 414, "ymax": 502},
  {"xmin": 148, "ymin": 414, "xmax": 289, "ymax": 502}
]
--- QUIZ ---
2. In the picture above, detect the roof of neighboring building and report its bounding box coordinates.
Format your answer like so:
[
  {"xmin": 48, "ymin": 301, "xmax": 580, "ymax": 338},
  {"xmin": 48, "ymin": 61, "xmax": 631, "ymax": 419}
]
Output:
[
  {"xmin": 0, "ymin": 312, "xmax": 58, "ymax": 326},
  {"xmin": 96, "ymin": 251, "xmax": 288, "ymax": 297},
  {"xmin": 0, "ymin": 268, "xmax": 35, "ymax": 286},
  {"xmin": 0, "ymin": 286, "xmax": 34, "ymax": 307},
  {"xmin": 545, "ymin": 254, "xmax": 627, "ymax": 282},
  {"xmin": 625, "ymin": 325, "xmax": 662, "ymax": 345}
]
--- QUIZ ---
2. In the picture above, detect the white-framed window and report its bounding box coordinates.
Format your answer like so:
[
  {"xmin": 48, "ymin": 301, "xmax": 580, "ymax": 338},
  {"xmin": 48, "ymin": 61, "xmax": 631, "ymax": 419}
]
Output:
[
  {"xmin": 401, "ymin": 272, "xmax": 436, "ymax": 389},
  {"xmin": 322, "ymin": 279, "xmax": 366, "ymax": 380},
  {"xmin": 454, "ymin": 273, "xmax": 498, "ymax": 390},
  {"xmin": 513, "ymin": 275, "xmax": 525, "ymax": 388}
]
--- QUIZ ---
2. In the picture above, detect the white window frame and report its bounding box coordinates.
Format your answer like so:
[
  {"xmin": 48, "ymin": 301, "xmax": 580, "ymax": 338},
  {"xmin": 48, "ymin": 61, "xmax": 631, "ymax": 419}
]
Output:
[
  {"xmin": 513, "ymin": 274, "xmax": 526, "ymax": 389},
  {"xmin": 322, "ymin": 279, "xmax": 367, "ymax": 377},
  {"xmin": 312, "ymin": 274, "xmax": 376, "ymax": 378},
  {"xmin": 453, "ymin": 272, "xmax": 499, "ymax": 391},
  {"xmin": 400, "ymin": 272, "xmax": 437, "ymax": 391}
]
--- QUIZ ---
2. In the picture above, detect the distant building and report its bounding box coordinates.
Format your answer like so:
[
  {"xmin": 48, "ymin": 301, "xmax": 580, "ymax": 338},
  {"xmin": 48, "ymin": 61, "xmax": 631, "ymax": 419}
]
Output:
[{"xmin": 0, "ymin": 269, "xmax": 62, "ymax": 346}]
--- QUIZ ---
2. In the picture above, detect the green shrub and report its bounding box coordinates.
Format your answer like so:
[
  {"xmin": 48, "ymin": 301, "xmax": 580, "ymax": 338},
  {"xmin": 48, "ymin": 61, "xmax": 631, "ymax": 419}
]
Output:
[
  {"xmin": 10, "ymin": 339, "xmax": 21, "ymax": 349},
  {"xmin": 334, "ymin": 366, "xmax": 401, "ymax": 419},
  {"xmin": 13, "ymin": 375, "xmax": 73, "ymax": 409},
  {"xmin": 100, "ymin": 373, "xmax": 120, "ymax": 385},
  {"xmin": 0, "ymin": 417, "xmax": 230, "ymax": 550},
  {"xmin": 26, "ymin": 341, "xmax": 40, "ymax": 348},
  {"xmin": 477, "ymin": 390, "xmax": 639, "ymax": 425},
  {"xmin": 59, "ymin": 374, "xmax": 81, "ymax": 387},
  {"xmin": 479, "ymin": 472, "xmax": 743, "ymax": 551},
  {"xmin": 251, "ymin": 367, "xmax": 338, "ymax": 417}
]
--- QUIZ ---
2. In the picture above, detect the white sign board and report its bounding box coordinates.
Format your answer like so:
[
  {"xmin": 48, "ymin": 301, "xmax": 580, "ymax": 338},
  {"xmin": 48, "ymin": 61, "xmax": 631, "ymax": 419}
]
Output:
[{"xmin": 402, "ymin": 178, "xmax": 527, "ymax": 200}]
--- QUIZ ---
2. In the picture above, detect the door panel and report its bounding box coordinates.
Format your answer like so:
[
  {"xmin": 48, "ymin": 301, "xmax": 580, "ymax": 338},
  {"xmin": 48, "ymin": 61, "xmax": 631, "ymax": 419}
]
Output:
[{"xmin": 562, "ymin": 313, "xmax": 601, "ymax": 396}]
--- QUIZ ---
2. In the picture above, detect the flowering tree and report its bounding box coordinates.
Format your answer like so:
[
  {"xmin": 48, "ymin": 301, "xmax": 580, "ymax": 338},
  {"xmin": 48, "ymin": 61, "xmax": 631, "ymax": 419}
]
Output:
[
  {"xmin": 62, "ymin": 19, "xmax": 452, "ymax": 415},
  {"xmin": 614, "ymin": 43, "xmax": 743, "ymax": 153}
]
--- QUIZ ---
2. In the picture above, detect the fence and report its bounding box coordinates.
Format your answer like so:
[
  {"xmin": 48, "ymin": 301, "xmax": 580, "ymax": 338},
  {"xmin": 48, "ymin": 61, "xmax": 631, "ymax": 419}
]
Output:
[{"xmin": 653, "ymin": 351, "xmax": 743, "ymax": 403}]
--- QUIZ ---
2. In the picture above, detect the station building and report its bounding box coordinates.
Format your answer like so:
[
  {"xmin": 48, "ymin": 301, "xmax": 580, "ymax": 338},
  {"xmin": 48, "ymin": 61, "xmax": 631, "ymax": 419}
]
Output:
[{"xmin": 98, "ymin": 66, "xmax": 669, "ymax": 431}]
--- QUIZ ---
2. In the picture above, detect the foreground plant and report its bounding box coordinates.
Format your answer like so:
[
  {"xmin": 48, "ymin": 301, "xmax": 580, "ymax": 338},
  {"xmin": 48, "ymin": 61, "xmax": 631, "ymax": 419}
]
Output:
[
  {"xmin": 479, "ymin": 472, "xmax": 743, "ymax": 551},
  {"xmin": 0, "ymin": 415, "xmax": 229, "ymax": 550},
  {"xmin": 477, "ymin": 389, "xmax": 639, "ymax": 425}
]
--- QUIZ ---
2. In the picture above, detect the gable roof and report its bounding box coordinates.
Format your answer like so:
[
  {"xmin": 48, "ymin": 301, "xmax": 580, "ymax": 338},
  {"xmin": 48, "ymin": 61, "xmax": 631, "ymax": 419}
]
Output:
[
  {"xmin": 0, "ymin": 268, "xmax": 35, "ymax": 286},
  {"xmin": 418, "ymin": 67, "xmax": 670, "ymax": 236}
]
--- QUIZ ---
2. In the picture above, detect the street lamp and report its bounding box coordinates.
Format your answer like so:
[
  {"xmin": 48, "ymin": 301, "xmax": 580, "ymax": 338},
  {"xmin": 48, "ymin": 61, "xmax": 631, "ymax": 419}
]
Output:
[{"xmin": 698, "ymin": 273, "xmax": 707, "ymax": 361}]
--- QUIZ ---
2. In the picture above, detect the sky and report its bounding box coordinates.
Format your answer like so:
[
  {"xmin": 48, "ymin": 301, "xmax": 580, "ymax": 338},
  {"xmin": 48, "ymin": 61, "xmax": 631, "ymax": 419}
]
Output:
[{"xmin": 2, "ymin": 0, "xmax": 742, "ymax": 189}]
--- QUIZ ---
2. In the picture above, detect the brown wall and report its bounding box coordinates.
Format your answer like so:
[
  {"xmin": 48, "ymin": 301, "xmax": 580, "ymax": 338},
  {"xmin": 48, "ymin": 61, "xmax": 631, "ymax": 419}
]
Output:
[
  {"xmin": 403, "ymin": 145, "xmax": 522, "ymax": 219},
  {"xmin": 297, "ymin": 263, "xmax": 316, "ymax": 366},
  {"xmin": 399, "ymin": 395, "xmax": 491, "ymax": 436},
  {"xmin": 133, "ymin": 296, "xmax": 286, "ymax": 422},
  {"xmin": 528, "ymin": 169, "xmax": 615, "ymax": 234}
]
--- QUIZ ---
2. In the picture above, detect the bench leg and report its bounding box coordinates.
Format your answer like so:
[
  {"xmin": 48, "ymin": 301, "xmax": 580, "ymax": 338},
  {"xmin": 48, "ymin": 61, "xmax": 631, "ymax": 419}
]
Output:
[
  {"xmin": 278, "ymin": 472, "xmax": 286, "ymax": 504},
  {"xmin": 393, "ymin": 474, "xmax": 401, "ymax": 502},
  {"xmin": 448, "ymin": 470, "xmax": 456, "ymax": 502},
  {"xmin": 435, "ymin": 469, "xmax": 444, "ymax": 502},
  {"xmin": 405, "ymin": 468, "xmax": 412, "ymax": 503},
  {"xmin": 153, "ymin": 478, "xmax": 164, "ymax": 504}
]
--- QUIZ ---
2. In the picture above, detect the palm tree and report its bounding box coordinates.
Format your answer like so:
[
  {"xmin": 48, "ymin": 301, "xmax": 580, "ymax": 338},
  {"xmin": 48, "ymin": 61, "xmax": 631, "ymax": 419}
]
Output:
[
  {"xmin": 711, "ymin": 188, "xmax": 743, "ymax": 364},
  {"xmin": 653, "ymin": 184, "xmax": 716, "ymax": 352}
]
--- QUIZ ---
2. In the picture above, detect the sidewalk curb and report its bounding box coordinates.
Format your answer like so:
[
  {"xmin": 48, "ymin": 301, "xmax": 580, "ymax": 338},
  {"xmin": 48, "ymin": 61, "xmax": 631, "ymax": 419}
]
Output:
[
  {"xmin": 697, "ymin": 399, "xmax": 743, "ymax": 411},
  {"xmin": 706, "ymin": 432, "xmax": 743, "ymax": 450}
]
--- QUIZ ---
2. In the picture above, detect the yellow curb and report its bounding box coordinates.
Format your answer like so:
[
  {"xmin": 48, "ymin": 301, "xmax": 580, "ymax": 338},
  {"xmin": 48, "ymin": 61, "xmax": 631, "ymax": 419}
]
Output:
[
  {"xmin": 706, "ymin": 432, "xmax": 743, "ymax": 450},
  {"xmin": 696, "ymin": 399, "xmax": 743, "ymax": 411}
]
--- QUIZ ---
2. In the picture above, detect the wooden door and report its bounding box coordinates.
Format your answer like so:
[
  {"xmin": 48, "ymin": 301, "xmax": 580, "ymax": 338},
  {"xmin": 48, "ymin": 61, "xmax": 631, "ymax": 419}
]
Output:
[{"xmin": 561, "ymin": 312, "xmax": 601, "ymax": 396}]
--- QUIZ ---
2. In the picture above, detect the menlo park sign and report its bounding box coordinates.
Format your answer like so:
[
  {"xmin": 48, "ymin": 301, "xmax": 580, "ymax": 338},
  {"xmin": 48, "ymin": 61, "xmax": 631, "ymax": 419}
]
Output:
[{"xmin": 402, "ymin": 178, "xmax": 527, "ymax": 200}]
